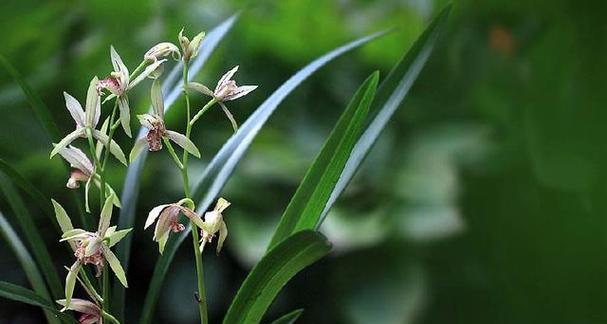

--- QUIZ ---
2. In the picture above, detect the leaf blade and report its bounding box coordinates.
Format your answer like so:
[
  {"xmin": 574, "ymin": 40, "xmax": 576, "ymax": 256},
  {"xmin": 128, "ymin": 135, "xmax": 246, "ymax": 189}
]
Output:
[
  {"xmin": 223, "ymin": 231, "xmax": 330, "ymax": 324},
  {"xmin": 268, "ymin": 71, "xmax": 379, "ymax": 249},
  {"xmin": 0, "ymin": 281, "xmax": 77, "ymax": 323},
  {"xmin": 319, "ymin": 4, "xmax": 452, "ymax": 225},
  {"xmin": 269, "ymin": 309, "xmax": 304, "ymax": 324}
]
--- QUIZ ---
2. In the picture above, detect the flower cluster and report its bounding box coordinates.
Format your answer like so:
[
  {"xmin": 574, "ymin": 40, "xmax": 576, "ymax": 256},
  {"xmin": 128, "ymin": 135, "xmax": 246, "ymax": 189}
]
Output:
[{"xmin": 49, "ymin": 27, "xmax": 253, "ymax": 321}]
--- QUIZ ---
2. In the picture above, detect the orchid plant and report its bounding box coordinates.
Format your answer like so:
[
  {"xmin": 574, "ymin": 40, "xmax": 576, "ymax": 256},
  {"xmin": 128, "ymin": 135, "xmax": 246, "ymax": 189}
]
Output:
[
  {"xmin": 46, "ymin": 29, "xmax": 254, "ymax": 323},
  {"xmin": 0, "ymin": 6, "xmax": 450, "ymax": 324}
]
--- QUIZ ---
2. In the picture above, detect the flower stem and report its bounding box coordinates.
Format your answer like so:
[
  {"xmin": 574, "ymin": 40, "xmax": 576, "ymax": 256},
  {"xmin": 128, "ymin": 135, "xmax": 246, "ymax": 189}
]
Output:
[
  {"xmin": 181, "ymin": 60, "xmax": 208, "ymax": 324},
  {"xmin": 190, "ymin": 98, "xmax": 217, "ymax": 127},
  {"xmin": 102, "ymin": 310, "xmax": 121, "ymax": 324},
  {"xmin": 163, "ymin": 138, "xmax": 184, "ymax": 169},
  {"xmin": 100, "ymin": 100, "xmax": 119, "ymax": 201}
]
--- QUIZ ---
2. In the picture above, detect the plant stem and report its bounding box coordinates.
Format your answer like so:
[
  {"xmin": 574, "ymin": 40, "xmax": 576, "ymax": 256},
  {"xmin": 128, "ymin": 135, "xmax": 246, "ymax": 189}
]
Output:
[
  {"xmin": 190, "ymin": 98, "xmax": 217, "ymax": 127},
  {"xmin": 102, "ymin": 310, "xmax": 121, "ymax": 324},
  {"xmin": 163, "ymin": 138, "xmax": 184, "ymax": 170},
  {"xmin": 181, "ymin": 60, "xmax": 208, "ymax": 324},
  {"xmin": 100, "ymin": 100, "xmax": 119, "ymax": 201}
]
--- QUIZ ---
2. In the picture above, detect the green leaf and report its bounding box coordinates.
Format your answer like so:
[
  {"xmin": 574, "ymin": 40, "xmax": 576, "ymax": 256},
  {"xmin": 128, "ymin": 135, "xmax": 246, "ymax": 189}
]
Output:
[
  {"xmin": 114, "ymin": 14, "xmax": 240, "ymax": 319},
  {"xmin": 0, "ymin": 55, "xmax": 61, "ymax": 142},
  {"xmin": 139, "ymin": 30, "xmax": 383, "ymax": 323},
  {"xmin": 0, "ymin": 176, "xmax": 64, "ymax": 301},
  {"xmin": 318, "ymin": 5, "xmax": 452, "ymax": 226},
  {"xmin": 223, "ymin": 231, "xmax": 330, "ymax": 324},
  {"xmin": 269, "ymin": 309, "xmax": 304, "ymax": 324},
  {"xmin": 0, "ymin": 213, "xmax": 61, "ymax": 324},
  {"xmin": 0, "ymin": 157, "xmax": 59, "ymax": 230},
  {"xmin": 0, "ymin": 281, "xmax": 77, "ymax": 324},
  {"xmin": 268, "ymin": 71, "xmax": 379, "ymax": 249}
]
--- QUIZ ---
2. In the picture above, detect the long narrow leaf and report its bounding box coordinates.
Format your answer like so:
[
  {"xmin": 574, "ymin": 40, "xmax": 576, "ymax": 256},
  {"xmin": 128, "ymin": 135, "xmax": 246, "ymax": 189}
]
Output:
[
  {"xmin": 139, "ymin": 31, "xmax": 384, "ymax": 323},
  {"xmin": 0, "ymin": 55, "xmax": 61, "ymax": 142},
  {"xmin": 0, "ymin": 177, "xmax": 63, "ymax": 301},
  {"xmin": 269, "ymin": 309, "xmax": 304, "ymax": 324},
  {"xmin": 268, "ymin": 71, "xmax": 379, "ymax": 249},
  {"xmin": 223, "ymin": 231, "xmax": 330, "ymax": 324},
  {"xmin": 0, "ymin": 157, "xmax": 59, "ymax": 231},
  {"xmin": 113, "ymin": 14, "xmax": 239, "ymax": 319},
  {"xmin": 0, "ymin": 213, "xmax": 61, "ymax": 324},
  {"xmin": 0, "ymin": 281, "xmax": 76, "ymax": 323},
  {"xmin": 319, "ymin": 4, "xmax": 452, "ymax": 225}
]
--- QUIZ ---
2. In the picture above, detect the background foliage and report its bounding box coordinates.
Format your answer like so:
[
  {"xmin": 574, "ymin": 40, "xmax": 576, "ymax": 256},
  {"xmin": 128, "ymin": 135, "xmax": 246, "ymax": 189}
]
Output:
[{"xmin": 1, "ymin": 0, "xmax": 606, "ymax": 323}]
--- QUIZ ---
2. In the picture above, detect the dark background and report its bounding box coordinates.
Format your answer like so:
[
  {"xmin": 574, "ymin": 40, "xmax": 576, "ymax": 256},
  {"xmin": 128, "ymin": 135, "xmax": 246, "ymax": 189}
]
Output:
[{"xmin": 1, "ymin": 0, "xmax": 606, "ymax": 323}]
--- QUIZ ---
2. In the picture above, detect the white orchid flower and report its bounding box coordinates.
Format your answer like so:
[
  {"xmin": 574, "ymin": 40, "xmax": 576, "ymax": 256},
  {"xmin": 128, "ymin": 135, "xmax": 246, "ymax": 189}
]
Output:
[
  {"xmin": 97, "ymin": 46, "xmax": 167, "ymax": 137},
  {"xmin": 199, "ymin": 198, "xmax": 230, "ymax": 254},
  {"xmin": 56, "ymin": 145, "xmax": 121, "ymax": 212},
  {"xmin": 50, "ymin": 77, "xmax": 127, "ymax": 166},
  {"xmin": 53, "ymin": 196, "xmax": 131, "ymax": 310},
  {"xmin": 56, "ymin": 298, "xmax": 102, "ymax": 323},
  {"xmin": 129, "ymin": 79, "xmax": 200, "ymax": 162},
  {"xmin": 144, "ymin": 198, "xmax": 207, "ymax": 254},
  {"xmin": 188, "ymin": 66, "xmax": 257, "ymax": 130},
  {"xmin": 178, "ymin": 28, "xmax": 205, "ymax": 62}
]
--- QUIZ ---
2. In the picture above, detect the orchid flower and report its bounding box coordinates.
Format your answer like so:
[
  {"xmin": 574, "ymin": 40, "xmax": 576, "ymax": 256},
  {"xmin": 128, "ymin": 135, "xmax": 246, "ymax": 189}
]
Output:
[
  {"xmin": 97, "ymin": 46, "xmax": 167, "ymax": 137},
  {"xmin": 49, "ymin": 77, "xmax": 127, "ymax": 166},
  {"xmin": 56, "ymin": 145, "xmax": 121, "ymax": 212},
  {"xmin": 53, "ymin": 195, "xmax": 131, "ymax": 309},
  {"xmin": 144, "ymin": 42, "xmax": 181, "ymax": 62},
  {"xmin": 188, "ymin": 66, "xmax": 257, "ymax": 130},
  {"xmin": 129, "ymin": 79, "xmax": 201, "ymax": 162},
  {"xmin": 144, "ymin": 198, "xmax": 207, "ymax": 254},
  {"xmin": 178, "ymin": 28, "xmax": 205, "ymax": 62},
  {"xmin": 56, "ymin": 298, "xmax": 102, "ymax": 324},
  {"xmin": 199, "ymin": 198, "xmax": 231, "ymax": 254}
]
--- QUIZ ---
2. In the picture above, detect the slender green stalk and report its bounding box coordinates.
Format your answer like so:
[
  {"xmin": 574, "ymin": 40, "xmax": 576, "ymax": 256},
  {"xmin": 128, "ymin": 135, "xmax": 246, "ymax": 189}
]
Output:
[
  {"xmin": 102, "ymin": 265, "xmax": 110, "ymax": 312},
  {"xmin": 102, "ymin": 310, "xmax": 121, "ymax": 324},
  {"xmin": 190, "ymin": 98, "xmax": 217, "ymax": 127},
  {"xmin": 130, "ymin": 60, "xmax": 147, "ymax": 79},
  {"xmin": 181, "ymin": 61, "xmax": 208, "ymax": 324},
  {"xmin": 79, "ymin": 268, "xmax": 103, "ymax": 302},
  {"xmin": 163, "ymin": 138, "xmax": 184, "ymax": 170}
]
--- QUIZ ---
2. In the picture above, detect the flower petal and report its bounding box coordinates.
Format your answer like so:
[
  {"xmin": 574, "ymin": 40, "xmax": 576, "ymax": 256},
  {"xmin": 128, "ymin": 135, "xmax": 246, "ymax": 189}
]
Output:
[
  {"xmin": 60, "ymin": 228, "xmax": 87, "ymax": 240},
  {"xmin": 166, "ymin": 130, "xmax": 200, "ymax": 158},
  {"xmin": 179, "ymin": 207, "xmax": 207, "ymax": 232},
  {"xmin": 158, "ymin": 232, "xmax": 169, "ymax": 254},
  {"xmin": 84, "ymin": 77, "xmax": 100, "ymax": 128},
  {"xmin": 97, "ymin": 194, "xmax": 114, "ymax": 237},
  {"xmin": 129, "ymin": 59, "xmax": 167, "ymax": 89},
  {"xmin": 217, "ymin": 220, "xmax": 228, "ymax": 254},
  {"xmin": 153, "ymin": 205, "xmax": 179, "ymax": 241},
  {"xmin": 51, "ymin": 199, "xmax": 74, "ymax": 234},
  {"xmin": 150, "ymin": 79, "xmax": 164, "ymax": 119},
  {"xmin": 118, "ymin": 96, "xmax": 132, "ymax": 137},
  {"xmin": 95, "ymin": 118, "xmax": 110, "ymax": 160},
  {"xmin": 62, "ymin": 261, "xmax": 81, "ymax": 311},
  {"xmin": 110, "ymin": 46, "xmax": 129, "ymax": 85},
  {"xmin": 107, "ymin": 228, "xmax": 132, "ymax": 247},
  {"xmin": 136, "ymin": 114, "xmax": 156, "ymax": 129},
  {"xmin": 101, "ymin": 245, "xmax": 128, "ymax": 287},
  {"xmin": 189, "ymin": 31, "xmax": 206, "ymax": 59},
  {"xmin": 215, "ymin": 65, "xmax": 239, "ymax": 93},
  {"xmin": 105, "ymin": 183, "xmax": 122, "ymax": 208},
  {"xmin": 50, "ymin": 128, "xmax": 86, "ymax": 158},
  {"xmin": 56, "ymin": 298, "xmax": 100, "ymax": 315},
  {"xmin": 63, "ymin": 92, "xmax": 85, "ymax": 128},
  {"xmin": 219, "ymin": 102, "xmax": 238, "ymax": 132},
  {"xmin": 92, "ymin": 130, "xmax": 128, "ymax": 166},
  {"xmin": 85, "ymin": 175, "xmax": 92, "ymax": 213},
  {"xmin": 144, "ymin": 204, "xmax": 171, "ymax": 230},
  {"xmin": 57, "ymin": 145, "xmax": 93, "ymax": 176},
  {"xmin": 223, "ymin": 85, "xmax": 257, "ymax": 101},
  {"xmin": 187, "ymin": 82, "xmax": 214, "ymax": 97},
  {"xmin": 129, "ymin": 137, "xmax": 148, "ymax": 163}
]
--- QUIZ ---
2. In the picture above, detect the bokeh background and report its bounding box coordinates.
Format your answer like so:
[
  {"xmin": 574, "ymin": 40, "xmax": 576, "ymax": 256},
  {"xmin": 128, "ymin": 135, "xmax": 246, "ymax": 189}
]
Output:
[{"xmin": 1, "ymin": 0, "xmax": 607, "ymax": 323}]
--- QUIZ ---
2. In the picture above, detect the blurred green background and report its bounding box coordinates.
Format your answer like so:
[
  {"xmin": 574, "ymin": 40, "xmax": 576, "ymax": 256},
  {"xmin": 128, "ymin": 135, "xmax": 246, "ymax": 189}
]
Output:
[{"xmin": 1, "ymin": 0, "xmax": 607, "ymax": 323}]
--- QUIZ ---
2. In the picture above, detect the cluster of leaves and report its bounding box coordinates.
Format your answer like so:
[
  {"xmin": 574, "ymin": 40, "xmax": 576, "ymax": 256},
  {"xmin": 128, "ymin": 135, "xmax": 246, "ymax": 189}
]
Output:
[{"xmin": 0, "ymin": 4, "xmax": 450, "ymax": 324}]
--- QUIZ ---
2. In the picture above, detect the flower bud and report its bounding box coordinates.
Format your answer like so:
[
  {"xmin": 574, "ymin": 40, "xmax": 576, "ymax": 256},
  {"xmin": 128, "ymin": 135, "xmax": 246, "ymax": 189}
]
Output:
[
  {"xmin": 178, "ymin": 28, "xmax": 205, "ymax": 62},
  {"xmin": 144, "ymin": 42, "xmax": 181, "ymax": 62}
]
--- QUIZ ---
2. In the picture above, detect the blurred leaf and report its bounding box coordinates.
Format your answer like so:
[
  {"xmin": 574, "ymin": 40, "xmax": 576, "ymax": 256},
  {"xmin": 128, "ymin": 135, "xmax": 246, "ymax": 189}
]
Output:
[
  {"xmin": 126, "ymin": 14, "xmax": 240, "ymax": 323},
  {"xmin": 319, "ymin": 4, "xmax": 452, "ymax": 224},
  {"xmin": 0, "ymin": 55, "xmax": 60, "ymax": 142},
  {"xmin": 268, "ymin": 71, "xmax": 379, "ymax": 249},
  {"xmin": 139, "ymin": 30, "xmax": 383, "ymax": 322},
  {"xmin": 0, "ymin": 157, "xmax": 60, "ymax": 231},
  {"xmin": 223, "ymin": 231, "xmax": 330, "ymax": 324},
  {"xmin": 0, "ymin": 213, "xmax": 61, "ymax": 324},
  {"xmin": 0, "ymin": 177, "xmax": 63, "ymax": 301},
  {"xmin": 0, "ymin": 281, "xmax": 76, "ymax": 324},
  {"xmin": 269, "ymin": 309, "xmax": 304, "ymax": 324}
]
